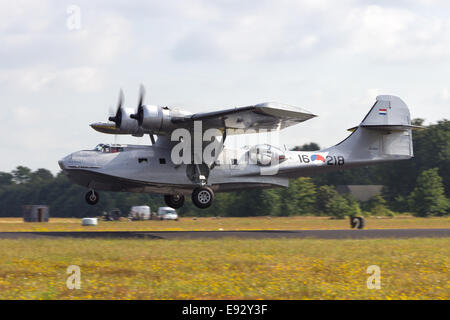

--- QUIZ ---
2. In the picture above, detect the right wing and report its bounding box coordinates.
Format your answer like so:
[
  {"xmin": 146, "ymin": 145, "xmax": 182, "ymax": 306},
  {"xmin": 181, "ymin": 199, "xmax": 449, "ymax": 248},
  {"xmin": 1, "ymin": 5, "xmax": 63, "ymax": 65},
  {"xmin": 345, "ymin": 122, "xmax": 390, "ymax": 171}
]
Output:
[
  {"xmin": 91, "ymin": 102, "xmax": 316, "ymax": 137},
  {"xmin": 185, "ymin": 102, "xmax": 317, "ymax": 134}
]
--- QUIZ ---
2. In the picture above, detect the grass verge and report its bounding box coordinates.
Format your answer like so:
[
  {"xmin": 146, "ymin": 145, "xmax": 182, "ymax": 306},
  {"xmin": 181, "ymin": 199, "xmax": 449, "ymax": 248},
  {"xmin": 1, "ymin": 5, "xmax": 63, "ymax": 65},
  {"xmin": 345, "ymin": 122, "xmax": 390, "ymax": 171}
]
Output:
[{"xmin": 0, "ymin": 237, "xmax": 448, "ymax": 299}]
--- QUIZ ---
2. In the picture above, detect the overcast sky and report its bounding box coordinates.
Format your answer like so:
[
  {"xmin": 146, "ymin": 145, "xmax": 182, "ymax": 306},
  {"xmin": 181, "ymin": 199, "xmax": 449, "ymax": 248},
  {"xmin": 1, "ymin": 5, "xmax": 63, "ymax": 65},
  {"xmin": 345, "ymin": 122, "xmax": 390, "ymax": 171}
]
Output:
[{"xmin": 1, "ymin": 0, "xmax": 449, "ymax": 174}]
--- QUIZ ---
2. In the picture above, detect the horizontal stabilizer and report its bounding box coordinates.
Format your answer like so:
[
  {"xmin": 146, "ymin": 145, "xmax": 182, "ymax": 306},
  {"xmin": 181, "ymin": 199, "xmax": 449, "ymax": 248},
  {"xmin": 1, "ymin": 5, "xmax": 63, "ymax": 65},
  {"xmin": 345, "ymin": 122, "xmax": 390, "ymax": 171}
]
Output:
[{"xmin": 348, "ymin": 124, "xmax": 424, "ymax": 132}]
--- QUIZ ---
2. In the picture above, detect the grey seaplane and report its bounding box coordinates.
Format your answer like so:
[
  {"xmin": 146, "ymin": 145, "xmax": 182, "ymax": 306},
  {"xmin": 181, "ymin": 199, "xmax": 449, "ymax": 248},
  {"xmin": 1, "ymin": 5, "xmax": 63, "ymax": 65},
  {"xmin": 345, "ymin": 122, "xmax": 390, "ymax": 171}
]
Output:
[{"xmin": 59, "ymin": 86, "xmax": 417, "ymax": 213}]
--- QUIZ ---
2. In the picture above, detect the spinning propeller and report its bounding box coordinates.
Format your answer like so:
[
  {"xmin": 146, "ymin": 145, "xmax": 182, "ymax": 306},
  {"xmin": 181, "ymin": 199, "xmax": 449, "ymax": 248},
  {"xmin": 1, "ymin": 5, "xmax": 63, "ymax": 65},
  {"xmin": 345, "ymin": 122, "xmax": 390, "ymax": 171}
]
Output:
[
  {"xmin": 129, "ymin": 84, "xmax": 156, "ymax": 144},
  {"xmin": 108, "ymin": 89, "xmax": 124, "ymax": 128},
  {"xmin": 130, "ymin": 84, "xmax": 146, "ymax": 126},
  {"xmin": 104, "ymin": 85, "xmax": 156, "ymax": 144}
]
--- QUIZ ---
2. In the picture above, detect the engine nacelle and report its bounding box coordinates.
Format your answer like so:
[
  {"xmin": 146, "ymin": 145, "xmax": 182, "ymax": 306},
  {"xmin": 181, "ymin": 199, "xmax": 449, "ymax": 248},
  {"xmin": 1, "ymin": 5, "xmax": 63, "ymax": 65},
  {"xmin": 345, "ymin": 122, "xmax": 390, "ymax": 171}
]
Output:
[{"xmin": 140, "ymin": 105, "xmax": 175, "ymax": 134}]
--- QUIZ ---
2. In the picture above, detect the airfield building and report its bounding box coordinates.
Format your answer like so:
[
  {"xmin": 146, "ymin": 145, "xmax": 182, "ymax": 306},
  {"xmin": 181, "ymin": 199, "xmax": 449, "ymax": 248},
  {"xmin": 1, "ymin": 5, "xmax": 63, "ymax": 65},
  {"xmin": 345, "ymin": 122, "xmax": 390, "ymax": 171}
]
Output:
[{"xmin": 23, "ymin": 205, "xmax": 49, "ymax": 222}]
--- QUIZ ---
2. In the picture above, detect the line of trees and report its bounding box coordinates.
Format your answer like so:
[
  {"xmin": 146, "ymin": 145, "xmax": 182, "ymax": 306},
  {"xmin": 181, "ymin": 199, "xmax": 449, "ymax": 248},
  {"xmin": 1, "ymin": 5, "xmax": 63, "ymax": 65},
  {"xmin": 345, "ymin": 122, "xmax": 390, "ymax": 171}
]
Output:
[{"xmin": 0, "ymin": 119, "xmax": 448, "ymax": 218}]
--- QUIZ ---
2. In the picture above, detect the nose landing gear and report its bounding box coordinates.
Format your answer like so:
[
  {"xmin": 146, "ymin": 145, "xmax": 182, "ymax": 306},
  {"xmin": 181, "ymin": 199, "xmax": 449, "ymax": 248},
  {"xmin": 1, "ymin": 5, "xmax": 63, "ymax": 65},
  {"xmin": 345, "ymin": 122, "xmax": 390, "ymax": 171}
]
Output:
[
  {"xmin": 164, "ymin": 194, "xmax": 185, "ymax": 209},
  {"xmin": 85, "ymin": 190, "xmax": 99, "ymax": 205},
  {"xmin": 191, "ymin": 186, "xmax": 214, "ymax": 209}
]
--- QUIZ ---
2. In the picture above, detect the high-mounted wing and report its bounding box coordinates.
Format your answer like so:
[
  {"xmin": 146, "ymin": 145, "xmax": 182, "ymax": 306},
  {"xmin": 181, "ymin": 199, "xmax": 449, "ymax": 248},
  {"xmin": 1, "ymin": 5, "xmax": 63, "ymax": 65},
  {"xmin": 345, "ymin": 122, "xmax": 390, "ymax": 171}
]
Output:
[
  {"xmin": 188, "ymin": 102, "xmax": 316, "ymax": 134},
  {"xmin": 92, "ymin": 85, "xmax": 316, "ymax": 137}
]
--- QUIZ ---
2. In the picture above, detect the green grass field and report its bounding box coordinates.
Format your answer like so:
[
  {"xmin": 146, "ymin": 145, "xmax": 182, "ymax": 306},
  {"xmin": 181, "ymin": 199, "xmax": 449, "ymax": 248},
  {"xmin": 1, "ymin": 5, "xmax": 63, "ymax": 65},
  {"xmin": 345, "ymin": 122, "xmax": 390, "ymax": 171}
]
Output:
[
  {"xmin": 0, "ymin": 216, "xmax": 449, "ymax": 232},
  {"xmin": 0, "ymin": 237, "xmax": 448, "ymax": 300},
  {"xmin": 0, "ymin": 216, "xmax": 448, "ymax": 300}
]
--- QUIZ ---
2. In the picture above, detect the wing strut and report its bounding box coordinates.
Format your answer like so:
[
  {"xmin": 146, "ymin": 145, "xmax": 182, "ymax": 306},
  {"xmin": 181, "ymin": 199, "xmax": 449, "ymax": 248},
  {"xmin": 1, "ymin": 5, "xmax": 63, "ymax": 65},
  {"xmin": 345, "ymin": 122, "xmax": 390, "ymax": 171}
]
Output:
[
  {"xmin": 209, "ymin": 129, "xmax": 227, "ymax": 171},
  {"xmin": 149, "ymin": 133, "xmax": 156, "ymax": 144}
]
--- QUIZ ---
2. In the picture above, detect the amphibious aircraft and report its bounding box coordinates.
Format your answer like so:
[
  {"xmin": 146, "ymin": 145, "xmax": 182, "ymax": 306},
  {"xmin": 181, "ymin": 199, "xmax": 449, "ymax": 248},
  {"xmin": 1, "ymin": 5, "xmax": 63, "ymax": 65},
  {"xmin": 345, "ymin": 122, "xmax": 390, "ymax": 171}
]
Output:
[{"xmin": 59, "ymin": 85, "xmax": 417, "ymax": 212}]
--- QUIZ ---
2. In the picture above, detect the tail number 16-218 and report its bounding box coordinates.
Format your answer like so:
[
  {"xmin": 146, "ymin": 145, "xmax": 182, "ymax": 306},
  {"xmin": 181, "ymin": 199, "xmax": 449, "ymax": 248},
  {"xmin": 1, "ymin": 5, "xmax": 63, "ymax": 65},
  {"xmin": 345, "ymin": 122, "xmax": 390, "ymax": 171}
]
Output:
[{"xmin": 326, "ymin": 156, "xmax": 345, "ymax": 166}]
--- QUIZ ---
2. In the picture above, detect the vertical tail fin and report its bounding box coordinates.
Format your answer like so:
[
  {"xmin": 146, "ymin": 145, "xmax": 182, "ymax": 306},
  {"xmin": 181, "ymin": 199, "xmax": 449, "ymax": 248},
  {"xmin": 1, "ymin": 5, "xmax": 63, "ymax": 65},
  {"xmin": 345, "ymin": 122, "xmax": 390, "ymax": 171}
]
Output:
[
  {"xmin": 360, "ymin": 95, "xmax": 411, "ymax": 127},
  {"xmin": 328, "ymin": 95, "xmax": 416, "ymax": 161}
]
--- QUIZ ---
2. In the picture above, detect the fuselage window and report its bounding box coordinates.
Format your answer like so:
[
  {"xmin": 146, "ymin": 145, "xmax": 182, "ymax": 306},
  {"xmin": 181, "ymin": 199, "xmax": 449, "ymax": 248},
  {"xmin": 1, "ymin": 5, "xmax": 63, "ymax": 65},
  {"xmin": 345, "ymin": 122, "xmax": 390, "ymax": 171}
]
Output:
[
  {"xmin": 138, "ymin": 158, "xmax": 148, "ymax": 163},
  {"xmin": 231, "ymin": 159, "xmax": 238, "ymax": 165},
  {"xmin": 159, "ymin": 158, "xmax": 166, "ymax": 164}
]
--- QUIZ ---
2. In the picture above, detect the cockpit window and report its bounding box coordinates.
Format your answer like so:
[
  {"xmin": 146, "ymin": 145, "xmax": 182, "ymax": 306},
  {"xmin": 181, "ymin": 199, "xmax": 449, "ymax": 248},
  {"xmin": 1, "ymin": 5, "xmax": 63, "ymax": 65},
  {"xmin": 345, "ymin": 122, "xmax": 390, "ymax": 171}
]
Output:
[
  {"xmin": 94, "ymin": 144, "xmax": 105, "ymax": 152},
  {"xmin": 94, "ymin": 144, "xmax": 124, "ymax": 153}
]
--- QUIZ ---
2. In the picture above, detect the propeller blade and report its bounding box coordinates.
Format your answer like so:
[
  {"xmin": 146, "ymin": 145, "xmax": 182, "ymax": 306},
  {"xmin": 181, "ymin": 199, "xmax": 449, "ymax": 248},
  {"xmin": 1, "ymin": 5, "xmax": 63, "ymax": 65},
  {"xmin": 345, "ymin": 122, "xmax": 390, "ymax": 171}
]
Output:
[
  {"xmin": 118, "ymin": 89, "xmax": 124, "ymax": 110},
  {"xmin": 108, "ymin": 89, "xmax": 124, "ymax": 128},
  {"xmin": 138, "ymin": 84, "xmax": 145, "ymax": 108},
  {"xmin": 130, "ymin": 84, "xmax": 146, "ymax": 126},
  {"xmin": 149, "ymin": 133, "xmax": 155, "ymax": 144}
]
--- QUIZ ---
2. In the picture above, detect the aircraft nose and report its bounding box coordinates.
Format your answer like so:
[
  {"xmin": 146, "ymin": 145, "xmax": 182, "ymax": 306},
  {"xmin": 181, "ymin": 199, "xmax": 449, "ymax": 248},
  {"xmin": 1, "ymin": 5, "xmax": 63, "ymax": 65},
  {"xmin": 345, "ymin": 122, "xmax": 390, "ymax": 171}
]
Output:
[
  {"xmin": 58, "ymin": 160, "xmax": 65, "ymax": 170},
  {"xmin": 58, "ymin": 154, "xmax": 72, "ymax": 170}
]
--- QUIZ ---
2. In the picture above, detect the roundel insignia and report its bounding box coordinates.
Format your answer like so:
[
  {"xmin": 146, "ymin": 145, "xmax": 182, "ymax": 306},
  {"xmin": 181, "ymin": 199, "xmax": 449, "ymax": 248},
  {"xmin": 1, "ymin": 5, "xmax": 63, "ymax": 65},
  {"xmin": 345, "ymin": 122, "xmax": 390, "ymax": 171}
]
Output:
[{"xmin": 311, "ymin": 154, "xmax": 325, "ymax": 162}]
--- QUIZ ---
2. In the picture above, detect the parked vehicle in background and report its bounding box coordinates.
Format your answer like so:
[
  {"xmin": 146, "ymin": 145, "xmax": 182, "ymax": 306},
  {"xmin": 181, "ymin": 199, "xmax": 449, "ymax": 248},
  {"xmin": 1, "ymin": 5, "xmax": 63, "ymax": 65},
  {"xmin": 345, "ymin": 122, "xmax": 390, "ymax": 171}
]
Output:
[
  {"xmin": 82, "ymin": 217, "xmax": 98, "ymax": 226},
  {"xmin": 129, "ymin": 206, "xmax": 151, "ymax": 220},
  {"xmin": 157, "ymin": 207, "xmax": 178, "ymax": 221},
  {"xmin": 102, "ymin": 208, "xmax": 122, "ymax": 221}
]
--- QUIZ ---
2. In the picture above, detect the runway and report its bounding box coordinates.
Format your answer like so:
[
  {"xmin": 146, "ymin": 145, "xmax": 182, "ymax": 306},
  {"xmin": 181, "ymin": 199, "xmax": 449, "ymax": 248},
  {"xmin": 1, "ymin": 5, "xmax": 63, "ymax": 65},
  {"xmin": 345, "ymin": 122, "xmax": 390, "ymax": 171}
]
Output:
[{"xmin": 0, "ymin": 229, "xmax": 449, "ymax": 240}]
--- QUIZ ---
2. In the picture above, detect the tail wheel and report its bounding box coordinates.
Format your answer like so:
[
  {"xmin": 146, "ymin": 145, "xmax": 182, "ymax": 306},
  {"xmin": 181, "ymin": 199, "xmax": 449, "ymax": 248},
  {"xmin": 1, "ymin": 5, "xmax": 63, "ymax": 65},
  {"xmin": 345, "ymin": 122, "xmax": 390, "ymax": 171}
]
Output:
[
  {"xmin": 164, "ymin": 194, "xmax": 185, "ymax": 209},
  {"xmin": 357, "ymin": 216, "xmax": 365, "ymax": 229},
  {"xmin": 85, "ymin": 190, "xmax": 99, "ymax": 205},
  {"xmin": 350, "ymin": 216, "xmax": 365, "ymax": 229},
  {"xmin": 350, "ymin": 216, "xmax": 357, "ymax": 228},
  {"xmin": 191, "ymin": 187, "xmax": 214, "ymax": 209}
]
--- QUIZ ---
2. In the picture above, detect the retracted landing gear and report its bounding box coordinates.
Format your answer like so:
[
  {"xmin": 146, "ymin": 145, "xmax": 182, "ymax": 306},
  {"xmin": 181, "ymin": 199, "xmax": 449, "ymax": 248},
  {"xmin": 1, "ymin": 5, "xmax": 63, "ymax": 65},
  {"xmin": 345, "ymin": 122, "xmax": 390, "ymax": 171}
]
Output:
[
  {"xmin": 164, "ymin": 194, "xmax": 185, "ymax": 209},
  {"xmin": 191, "ymin": 187, "xmax": 214, "ymax": 209},
  {"xmin": 350, "ymin": 216, "xmax": 365, "ymax": 229},
  {"xmin": 85, "ymin": 190, "xmax": 99, "ymax": 205}
]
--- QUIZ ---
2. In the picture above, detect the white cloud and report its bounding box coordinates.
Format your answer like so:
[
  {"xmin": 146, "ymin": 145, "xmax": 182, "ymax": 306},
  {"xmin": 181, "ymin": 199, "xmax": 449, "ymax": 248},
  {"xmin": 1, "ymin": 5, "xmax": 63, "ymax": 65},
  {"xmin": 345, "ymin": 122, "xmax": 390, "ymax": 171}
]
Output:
[
  {"xmin": 0, "ymin": 66, "xmax": 105, "ymax": 93},
  {"xmin": 0, "ymin": 2, "xmax": 136, "ymax": 69},
  {"xmin": 170, "ymin": 0, "xmax": 349, "ymax": 62},
  {"xmin": 169, "ymin": 1, "xmax": 450, "ymax": 63},
  {"xmin": 441, "ymin": 88, "xmax": 450, "ymax": 102},
  {"xmin": 343, "ymin": 5, "xmax": 450, "ymax": 62},
  {"xmin": 70, "ymin": 12, "xmax": 136, "ymax": 64}
]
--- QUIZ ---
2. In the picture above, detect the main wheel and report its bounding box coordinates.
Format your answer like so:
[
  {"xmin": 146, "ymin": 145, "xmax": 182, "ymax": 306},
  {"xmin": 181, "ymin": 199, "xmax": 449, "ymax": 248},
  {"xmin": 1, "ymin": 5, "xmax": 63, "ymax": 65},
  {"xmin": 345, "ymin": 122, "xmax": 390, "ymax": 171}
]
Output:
[
  {"xmin": 191, "ymin": 187, "xmax": 214, "ymax": 209},
  {"xmin": 164, "ymin": 194, "xmax": 185, "ymax": 209},
  {"xmin": 85, "ymin": 190, "xmax": 99, "ymax": 205}
]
